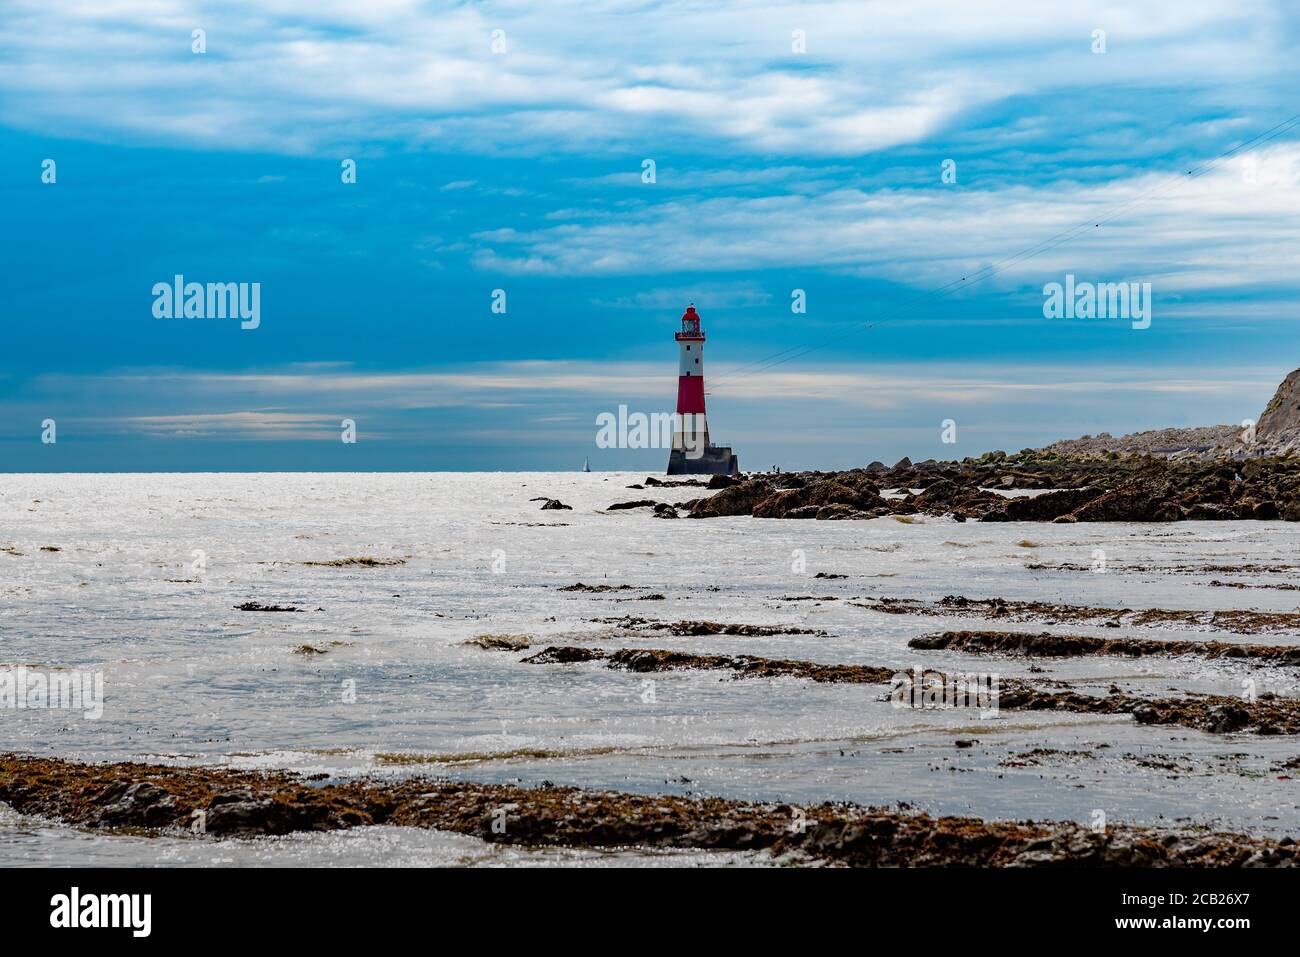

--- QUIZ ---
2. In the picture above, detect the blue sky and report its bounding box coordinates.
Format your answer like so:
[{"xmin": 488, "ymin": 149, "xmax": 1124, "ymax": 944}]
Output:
[{"xmin": 3, "ymin": 0, "xmax": 1300, "ymax": 471}]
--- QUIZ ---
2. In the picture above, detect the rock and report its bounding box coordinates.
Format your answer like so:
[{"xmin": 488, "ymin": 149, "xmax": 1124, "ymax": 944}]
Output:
[
  {"xmin": 97, "ymin": 781, "xmax": 178, "ymax": 828},
  {"xmin": 1183, "ymin": 503, "xmax": 1240, "ymax": 520},
  {"xmin": 521, "ymin": 646, "xmax": 607, "ymax": 664},
  {"xmin": 686, "ymin": 480, "xmax": 773, "ymax": 518},
  {"xmin": 607, "ymin": 499, "xmax": 658, "ymax": 510},
  {"xmin": 644, "ymin": 476, "xmax": 708, "ymax": 488},
  {"xmin": 1256, "ymin": 368, "xmax": 1300, "ymax": 438},
  {"xmin": 539, "ymin": 498, "xmax": 572, "ymax": 510},
  {"xmin": 751, "ymin": 488, "xmax": 809, "ymax": 518},
  {"xmin": 707, "ymin": 474, "xmax": 741, "ymax": 489},
  {"xmin": 909, "ymin": 479, "xmax": 1003, "ymax": 519},
  {"xmin": 558, "ymin": 583, "xmax": 636, "ymax": 592},
  {"xmin": 987, "ymin": 487, "xmax": 1100, "ymax": 522},
  {"xmin": 815, "ymin": 504, "xmax": 857, "ymax": 520},
  {"xmin": 1253, "ymin": 500, "xmax": 1281, "ymax": 520},
  {"xmin": 1206, "ymin": 702, "xmax": 1250, "ymax": 733},
  {"xmin": 1069, "ymin": 480, "xmax": 1172, "ymax": 522},
  {"xmin": 204, "ymin": 796, "xmax": 368, "ymax": 837},
  {"xmin": 751, "ymin": 478, "xmax": 889, "ymax": 519},
  {"xmin": 617, "ymin": 650, "xmax": 665, "ymax": 673},
  {"xmin": 464, "ymin": 634, "xmax": 532, "ymax": 651},
  {"xmin": 204, "ymin": 799, "xmax": 285, "ymax": 835},
  {"xmin": 803, "ymin": 480, "xmax": 870, "ymax": 510},
  {"xmin": 1153, "ymin": 502, "xmax": 1187, "ymax": 522}
]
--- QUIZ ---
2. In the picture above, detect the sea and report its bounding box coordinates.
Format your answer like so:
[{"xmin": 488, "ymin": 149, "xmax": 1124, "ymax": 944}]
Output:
[{"xmin": 2, "ymin": 472, "xmax": 1298, "ymax": 865}]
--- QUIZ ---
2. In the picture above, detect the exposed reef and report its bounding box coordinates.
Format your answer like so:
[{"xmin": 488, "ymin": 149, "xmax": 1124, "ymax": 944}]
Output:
[
  {"xmin": 679, "ymin": 453, "xmax": 1300, "ymax": 522},
  {"xmin": 2, "ymin": 754, "xmax": 1294, "ymax": 865}
]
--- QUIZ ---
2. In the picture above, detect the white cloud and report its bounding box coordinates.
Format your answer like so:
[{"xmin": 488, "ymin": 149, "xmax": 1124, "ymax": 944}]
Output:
[
  {"xmin": 472, "ymin": 145, "xmax": 1300, "ymax": 296},
  {"xmin": 0, "ymin": 1, "xmax": 1291, "ymax": 157}
]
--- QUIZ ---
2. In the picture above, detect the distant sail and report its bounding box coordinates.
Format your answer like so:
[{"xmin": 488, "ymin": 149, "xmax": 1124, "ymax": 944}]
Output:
[{"xmin": 582, "ymin": 457, "xmax": 591, "ymax": 472}]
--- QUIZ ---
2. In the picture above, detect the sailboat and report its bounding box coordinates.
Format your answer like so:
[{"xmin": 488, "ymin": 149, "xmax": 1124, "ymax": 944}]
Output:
[{"xmin": 582, "ymin": 457, "xmax": 591, "ymax": 472}]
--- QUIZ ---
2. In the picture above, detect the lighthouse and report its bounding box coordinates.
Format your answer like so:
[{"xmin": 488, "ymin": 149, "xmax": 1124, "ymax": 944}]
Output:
[{"xmin": 667, "ymin": 304, "xmax": 740, "ymax": 475}]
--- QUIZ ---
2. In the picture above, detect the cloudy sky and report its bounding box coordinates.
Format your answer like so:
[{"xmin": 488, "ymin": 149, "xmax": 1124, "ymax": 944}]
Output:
[{"xmin": 3, "ymin": 0, "xmax": 1299, "ymax": 470}]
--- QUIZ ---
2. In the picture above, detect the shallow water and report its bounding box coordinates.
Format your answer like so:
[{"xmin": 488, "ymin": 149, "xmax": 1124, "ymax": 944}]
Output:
[{"xmin": 2, "ymin": 472, "xmax": 1298, "ymax": 863}]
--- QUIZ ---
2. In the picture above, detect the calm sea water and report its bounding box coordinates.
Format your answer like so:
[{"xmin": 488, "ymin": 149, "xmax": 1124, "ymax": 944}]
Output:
[{"xmin": 2, "ymin": 473, "xmax": 1298, "ymax": 865}]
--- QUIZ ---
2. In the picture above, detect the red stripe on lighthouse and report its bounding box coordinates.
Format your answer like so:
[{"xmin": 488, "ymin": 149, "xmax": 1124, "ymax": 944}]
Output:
[{"xmin": 676, "ymin": 375, "xmax": 705, "ymax": 415}]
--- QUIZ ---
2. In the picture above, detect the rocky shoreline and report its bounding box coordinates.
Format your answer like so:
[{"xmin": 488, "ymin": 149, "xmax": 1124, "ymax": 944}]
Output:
[
  {"xmin": 1, "ymin": 754, "xmax": 1294, "ymax": 866},
  {"xmin": 671, "ymin": 452, "xmax": 1300, "ymax": 522}
]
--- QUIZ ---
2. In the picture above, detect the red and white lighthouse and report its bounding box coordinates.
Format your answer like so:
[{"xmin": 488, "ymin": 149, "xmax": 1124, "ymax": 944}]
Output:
[
  {"xmin": 667, "ymin": 304, "xmax": 740, "ymax": 475},
  {"xmin": 674, "ymin": 304, "xmax": 709, "ymax": 451}
]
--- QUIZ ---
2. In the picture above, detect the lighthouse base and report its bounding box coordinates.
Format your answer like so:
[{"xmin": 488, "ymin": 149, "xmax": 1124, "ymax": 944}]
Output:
[{"xmin": 666, "ymin": 446, "xmax": 740, "ymax": 476}]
